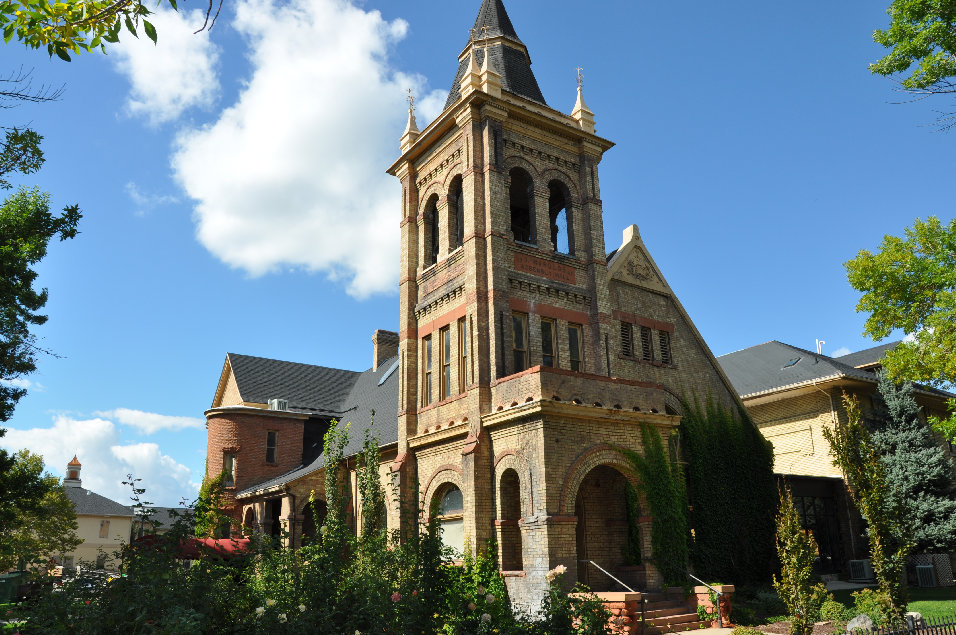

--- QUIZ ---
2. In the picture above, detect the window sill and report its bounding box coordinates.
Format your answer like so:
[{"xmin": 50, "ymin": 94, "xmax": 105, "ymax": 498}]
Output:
[{"xmin": 501, "ymin": 570, "xmax": 526, "ymax": 577}]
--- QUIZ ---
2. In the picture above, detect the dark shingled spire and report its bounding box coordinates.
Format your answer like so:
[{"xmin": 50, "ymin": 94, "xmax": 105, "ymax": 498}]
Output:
[
  {"xmin": 472, "ymin": 0, "xmax": 519, "ymax": 41},
  {"xmin": 444, "ymin": 0, "xmax": 546, "ymax": 109}
]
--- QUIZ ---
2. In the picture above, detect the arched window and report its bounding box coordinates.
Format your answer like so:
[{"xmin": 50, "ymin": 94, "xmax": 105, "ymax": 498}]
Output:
[
  {"xmin": 424, "ymin": 195, "xmax": 439, "ymax": 266},
  {"xmin": 435, "ymin": 484, "xmax": 464, "ymax": 556},
  {"xmin": 548, "ymin": 180, "xmax": 572, "ymax": 254},
  {"xmin": 499, "ymin": 469, "xmax": 523, "ymax": 570},
  {"xmin": 509, "ymin": 168, "xmax": 534, "ymax": 244},
  {"xmin": 449, "ymin": 176, "xmax": 464, "ymax": 249}
]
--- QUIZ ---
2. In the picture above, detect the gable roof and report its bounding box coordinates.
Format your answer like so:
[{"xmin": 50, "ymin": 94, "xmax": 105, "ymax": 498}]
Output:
[
  {"xmin": 64, "ymin": 487, "xmax": 133, "ymax": 517},
  {"xmin": 235, "ymin": 356, "xmax": 400, "ymax": 498},
  {"xmin": 834, "ymin": 341, "xmax": 899, "ymax": 369},
  {"xmin": 717, "ymin": 341, "xmax": 883, "ymax": 399},
  {"xmin": 223, "ymin": 353, "xmax": 362, "ymax": 413},
  {"xmin": 444, "ymin": 0, "xmax": 546, "ymax": 108}
]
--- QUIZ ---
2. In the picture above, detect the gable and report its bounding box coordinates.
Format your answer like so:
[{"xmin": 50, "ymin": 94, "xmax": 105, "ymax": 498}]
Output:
[{"xmin": 211, "ymin": 356, "xmax": 244, "ymax": 408}]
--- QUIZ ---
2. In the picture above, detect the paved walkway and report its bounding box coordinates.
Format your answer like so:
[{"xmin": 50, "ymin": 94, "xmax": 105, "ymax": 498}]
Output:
[
  {"xmin": 826, "ymin": 580, "xmax": 877, "ymax": 591},
  {"xmin": 673, "ymin": 628, "xmax": 734, "ymax": 635}
]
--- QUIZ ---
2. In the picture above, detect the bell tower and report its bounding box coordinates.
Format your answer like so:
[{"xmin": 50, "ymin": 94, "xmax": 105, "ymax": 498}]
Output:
[{"xmin": 387, "ymin": 0, "xmax": 695, "ymax": 605}]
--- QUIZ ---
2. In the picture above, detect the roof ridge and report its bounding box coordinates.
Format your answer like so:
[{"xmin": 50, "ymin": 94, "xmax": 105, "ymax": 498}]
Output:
[{"xmin": 227, "ymin": 352, "xmax": 362, "ymax": 375}]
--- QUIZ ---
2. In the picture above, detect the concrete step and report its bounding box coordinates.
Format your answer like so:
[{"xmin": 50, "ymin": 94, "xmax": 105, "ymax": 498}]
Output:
[
  {"xmin": 645, "ymin": 607, "xmax": 695, "ymax": 619},
  {"xmin": 646, "ymin": 612, "xmax": 703, "ymax": 628},
  {"xmin": 645, "ymin": 620, "xmax": 711, "ymax": 634}
]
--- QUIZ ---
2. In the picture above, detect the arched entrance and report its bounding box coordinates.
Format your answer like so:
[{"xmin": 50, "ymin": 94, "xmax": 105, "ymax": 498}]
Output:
[
  {"xmin": 242, "ymin": 507, "xmax": 256, "ymax": 535},
  {"xmin": 301, "ymin": 499, "xmax": 328, "ymax": 547},
  {"xmin": 574, "ymin": 464, "xmax": 642, "ymax": 591}
]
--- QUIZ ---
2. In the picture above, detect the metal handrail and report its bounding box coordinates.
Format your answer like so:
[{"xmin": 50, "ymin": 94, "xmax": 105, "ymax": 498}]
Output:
[
  {"xmin": 687, "ymin": 572, "xmax": 725, "ymax": 627},
  {"xmin": 578, "ymin": 559, "xmax": 636, "ymax": 592}
]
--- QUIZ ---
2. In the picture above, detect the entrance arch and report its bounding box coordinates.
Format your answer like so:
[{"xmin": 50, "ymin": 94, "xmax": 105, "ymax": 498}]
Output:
[{"xmin": 574, "ymin": 464, "xmax": 643, "ymax": 591}]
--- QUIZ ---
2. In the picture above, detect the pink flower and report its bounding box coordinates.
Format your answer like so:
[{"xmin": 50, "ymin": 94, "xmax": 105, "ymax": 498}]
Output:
[
  {"xmin": 391, "ymin": 591, "xmax": 402, "ymax": 602},
  {"xmin": 412, "ymin": 590, "xmax": 418, "ymax": 597}
]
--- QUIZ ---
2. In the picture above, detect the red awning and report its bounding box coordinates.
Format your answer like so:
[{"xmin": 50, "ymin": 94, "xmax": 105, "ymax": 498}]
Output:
[{"xmin": 133, "ymin": 535, "xmax": 252, "ymax": 560}]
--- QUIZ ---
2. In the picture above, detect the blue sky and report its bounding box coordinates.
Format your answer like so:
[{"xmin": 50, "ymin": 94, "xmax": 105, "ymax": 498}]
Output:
[{"xmin": 1, "ymin": 0, "xmax": 951, "ymax": 507}]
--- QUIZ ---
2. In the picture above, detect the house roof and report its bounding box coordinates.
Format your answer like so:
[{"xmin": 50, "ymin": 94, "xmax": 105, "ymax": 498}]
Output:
[
  {"xmin": 226, "ymin": 353, "xmax": 362, "ymax": 413},
  {"xmin": 444, "ymin": 0, "xmax": 546, "ymax": 108},
  {"xmin": 717, "ymin": 341, "xmax": 877, "ymax": 399},
  {"xmin": 834, "ymin": 341, "xmax": 900, "ymax": 369},
  {"xmin": 235, "ymin": 356, "xmax": 400, "ymax": 498},
  {"xmin": 134, "ymin": 507, "xmax": 192, "ymax": 529},
  {"xmin": 63, "ymin": 487, "xmax": 133, "ymax": 517}
]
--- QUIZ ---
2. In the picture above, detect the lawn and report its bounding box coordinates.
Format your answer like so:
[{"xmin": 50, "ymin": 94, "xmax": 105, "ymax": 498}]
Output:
[{"xmin": 830, "ymin": 587, "xmax": 956, "ymax": 621}]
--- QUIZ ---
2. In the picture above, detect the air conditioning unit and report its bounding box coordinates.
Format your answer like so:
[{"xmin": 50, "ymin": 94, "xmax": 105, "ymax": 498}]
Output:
[
  {"xmin": 849, "ymin": 559, "xmax": 875, "ymax": 581},
  {"xmin": 268, "ymin": 398, "xmax": 288, "ymax": 411},
  {"xmin": 916, "ymin": 565, "xmax": 936, "ymax": 588}
]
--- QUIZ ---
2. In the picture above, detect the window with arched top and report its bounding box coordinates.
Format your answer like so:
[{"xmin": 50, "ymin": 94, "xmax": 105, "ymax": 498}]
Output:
[
  {"xmin": 499, "ymin": 469, "xmax": 523, "ymax": 570},
  {"xmin": 449, "ymin": 176, "xmax": 464, "ymax": 249},
  {"xmin": 509, "ymin": 168, "xmax": 534, "ymax": 244},
  {"xmin": 424, "ymin": 195, "xmax": 439, "ymax": 266},
  {"xmin": 548, "ymin": 180, "xmax": 572, "ymax": 254},
  {"xmin": 434, "ymin": 484, "xmax": 464, "ymax": 556}
]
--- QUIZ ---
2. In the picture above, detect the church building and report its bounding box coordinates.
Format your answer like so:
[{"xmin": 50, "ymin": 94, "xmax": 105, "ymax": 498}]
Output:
[{"xmin": 204, "ymin": 0, "xmax": 739, "ymax": 608}]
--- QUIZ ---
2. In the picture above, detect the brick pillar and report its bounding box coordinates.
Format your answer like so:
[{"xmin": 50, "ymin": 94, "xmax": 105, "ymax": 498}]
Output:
[
  {"xmin": 390, "ymin": 452, "xmax": 418, "ymax": 541},
  {"xmin": 462, "ymin": 429, "xmax": 494, "ymax": 553}
]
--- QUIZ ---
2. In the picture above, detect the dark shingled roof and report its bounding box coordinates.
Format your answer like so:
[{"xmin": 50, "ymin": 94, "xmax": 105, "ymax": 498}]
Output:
[
  {"xmin": 444, "ymin": 1, "xmax": 546, "ymax": 108},
  {"xmin": 226, "ymin": 353, "xmax": 361, "ymax": 413},
  {"xmin": 717, "ymin": 341, "xmax": 876, "ymax": 398},
  {"xmin": 236, "ymin": 356, "xmax": 400, "ymax": 498},
  {"xmin": 834, "ymin": 341, "xmax": 900, "ymax": 369},
  {"xmin": 64, "ymin": 487, "xmax": 133, "ymax": 517}
]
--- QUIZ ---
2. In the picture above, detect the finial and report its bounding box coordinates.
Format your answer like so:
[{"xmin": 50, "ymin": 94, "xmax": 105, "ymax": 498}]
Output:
[
  {"xmin": 470, "ymin": 27, "xmax": 476, "ymax": 42},
  {"xmin": 407, "ymin": 88, "xmax": 415, "ymax": 114},
  {"xmin": 576, "ymin": 66, "xmax": 584, "ymax": 89},
  {"xmin": 480, "ymin": 25, "xmax": 491, "ymax": 45}
]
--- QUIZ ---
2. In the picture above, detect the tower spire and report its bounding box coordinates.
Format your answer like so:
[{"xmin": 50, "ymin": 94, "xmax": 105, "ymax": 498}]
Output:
[
  {"xmin": 571, "ymin": 66, "xmax": 596, "ymax": 134},
  {"xmin": 400, "ymin": 88, "xmax": 420, "ymax": 153}
]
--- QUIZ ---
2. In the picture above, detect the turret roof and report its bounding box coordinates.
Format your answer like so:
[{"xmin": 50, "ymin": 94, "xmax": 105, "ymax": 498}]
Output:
[
  {"xmin": 444, "ymin": 0, "xmax": 546, "ymax": 109},
  {"xmin": 68, "ymin": 455, "xmax": 81, "ymax": 466}
]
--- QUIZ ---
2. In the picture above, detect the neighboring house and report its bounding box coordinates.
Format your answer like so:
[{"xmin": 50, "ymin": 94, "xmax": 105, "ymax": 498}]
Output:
[
  {"xmin": 717, "ymin": 341, "xmax": 956, "ymax": 575},
  {"xmin": 61, "ymin": 457, "xmax": 133, "ymax": 571},
  {"xmin": 203, "ymin": 0, "xmax": 741, "ymax": 610}
]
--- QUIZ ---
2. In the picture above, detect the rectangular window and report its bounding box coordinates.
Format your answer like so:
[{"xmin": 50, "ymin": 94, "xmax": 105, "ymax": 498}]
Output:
[
  {"xmin": 440, "ymin": 326, "xmax": 452, "ymax": 400},
  {"xmin": 423, "ymin": 335, "xmax": 433, "ymax": 406},
  {"xmin": 640, "ymin": 326, "xmax": 654, "ymax": 361},
  {"xmin": 223, "ymin": 452, "xmax": 236, "ymax": 488},
  {"xmin": 512, "ymin": 313, "xmax": 528, "ymax": 373},
  {"xmin": 541, "ymin": 318, "xmax": 556, "ymax": 367},
  {"xmin": 620, "ymin": 322, "xmax": 633, "ymax": 357},
  {"xmin": 458, "ymin": 317, "xmax": 468, "ymax": 393},
  {"xmin": 568, "ymin": 324, "xmax": 583, "ymax": 372},
  {"xmin": 266, "ymin": 431, "xmax": 278, "ymax": 464},
  {"xmin": 659, "ymin": 330, "xmax": 673, "ymax": 365},
  {"xmin": 99, "ymin": 520, "xmax": 110, "ymax": 539}
]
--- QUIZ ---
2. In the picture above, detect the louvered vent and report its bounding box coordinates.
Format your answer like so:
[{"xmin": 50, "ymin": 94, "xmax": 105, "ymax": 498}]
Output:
[
  {"xmin": 916, "ymin": 565, "xmax": 936, "ymax": 588},
  {"xmin": 620, "ymin": 322, "xmax": 633, "ymax": 357},
  {"xmin": 640, "ymin": 326, "xmax": 653, "ymax": 361},
  {"xmin": 659, "ymin": 331, "xmax": 672, "ymax": 365}
]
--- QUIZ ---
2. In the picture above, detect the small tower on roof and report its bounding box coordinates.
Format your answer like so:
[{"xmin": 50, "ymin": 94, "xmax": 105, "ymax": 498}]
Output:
[{"xmin": 64, "ymin": 455, "xmax": 82, "ymax": 488}]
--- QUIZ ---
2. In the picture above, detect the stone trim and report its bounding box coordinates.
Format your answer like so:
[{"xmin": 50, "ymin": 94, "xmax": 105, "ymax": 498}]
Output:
[
  {"xmin": 558, "ymin": 444, "xmax": 639, "ymax": 515},
  {"xmin": 421, "ymin": 465, "xmax": 464, "ymax": 515},
  {"xmin": 493, "ymin": 450, "xmax": 536, "ymax": 518}
]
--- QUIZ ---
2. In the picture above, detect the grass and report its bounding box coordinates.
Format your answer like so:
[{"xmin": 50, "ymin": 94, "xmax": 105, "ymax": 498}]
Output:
[{"xmin": 830, "ymin": 587, "xmax": 956, "ymax": 621}]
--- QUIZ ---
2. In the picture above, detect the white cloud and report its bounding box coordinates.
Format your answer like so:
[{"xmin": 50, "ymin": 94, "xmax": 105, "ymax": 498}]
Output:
[
  {"xmin": 1, "ymin": 415, "xmax": 197, "ymax": 507},
  {"xmin": 125, "ymin": 181, "xmax": 179, "ymax": 216},
  {"xmin": 171, "ymin": 0, "xmax": 446, "ymax": 298},
  {"xmin": 111, "ymin": 7, "xmax": 221, "ymax": 125},
  {"xmin": 95, "ymin": 408, "xmax": 205, "ymax": 434},
  {"xmin": 0, "ymin": 377, "xmax": 43, "ymax": 391},
  {"xmin": 830, "ymin": 346, "xmax": 851, "ymax": 358}
]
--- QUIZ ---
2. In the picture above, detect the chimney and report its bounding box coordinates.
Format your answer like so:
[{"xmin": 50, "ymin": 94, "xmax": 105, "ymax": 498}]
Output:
[{"xmin": 372, "ymin": 330, "xmax": 400, "ymax": 370}]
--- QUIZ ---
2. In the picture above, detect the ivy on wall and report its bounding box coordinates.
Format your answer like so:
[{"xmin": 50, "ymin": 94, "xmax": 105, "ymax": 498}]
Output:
[{"xmin": 680, "ymin": 397, "xmax": 778, "ymax": 586}]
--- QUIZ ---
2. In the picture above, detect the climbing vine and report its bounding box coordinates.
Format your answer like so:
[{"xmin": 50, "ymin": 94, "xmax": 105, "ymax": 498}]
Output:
[
  {"xmin": 621, "ymin": 425, "xmax": 688, "ymax": 587},
  {"xmin": 680, "ymin": 396, "xmax": 777, "ymax": 586}
]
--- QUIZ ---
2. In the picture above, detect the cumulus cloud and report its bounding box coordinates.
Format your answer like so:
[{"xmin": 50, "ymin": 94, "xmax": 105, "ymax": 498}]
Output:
[
  {"xmin": 1, "ymin": 415, "xmax": 198, "ymax": 507},
  {"xmin": 830, "ymin": 346, "xmax": 851, "ymax": 358},
  {"xmin": 95, "ymin": 408, "xmax": 205, "ymax": 434},
  {"xmin": 0, "ymin": 377, "xmax": 42, "ymax": 391},
  {"xmin": 170, "ymin": 0, "xmax": 446, "ymax": 298},
  {"xmin": 111, "ymin": 7, "xmax": 221, "ymax": 125}
]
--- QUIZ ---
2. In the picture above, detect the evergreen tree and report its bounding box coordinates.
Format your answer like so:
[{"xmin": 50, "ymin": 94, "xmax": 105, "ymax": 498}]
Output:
[{"xmin": 871, "ymin": 372, "xmax": 956, "ymax": 553}]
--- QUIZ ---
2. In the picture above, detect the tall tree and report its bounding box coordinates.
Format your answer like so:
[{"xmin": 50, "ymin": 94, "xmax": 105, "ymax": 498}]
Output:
[
  {"xmin": 845, "ymin": 216, "xmax": 956, "ymax": 442},
  {"xmin": 871, "ymin": 373, "xmax": 956, "ymax": 553},
  {"xmin": 823, "ymin": 394, "xmax": 911, "ymax": 624},
  {"xmin": 0, "ymin": 450, "xmax": 81, "ymax": 570}
]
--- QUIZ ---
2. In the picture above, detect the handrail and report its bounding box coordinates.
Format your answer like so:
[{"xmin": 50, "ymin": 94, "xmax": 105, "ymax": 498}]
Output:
[
  {"xmin": 577, "ymin": 559, "xmax": 636, "ymax": 593},
  {"xmin": 687, "ymin": 572, "xmax": 725, "ymax": 627}
]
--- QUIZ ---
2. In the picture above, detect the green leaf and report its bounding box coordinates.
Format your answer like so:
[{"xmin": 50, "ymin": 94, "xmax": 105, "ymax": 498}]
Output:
[
  {"xmin": 143, "ymin": 19, "xmax": 156, "ymax": 44},
  {"xmin": 2, "ymin": 22, "xmax": 14, "ymax": 43},
  {"xmin": 53, "ymin": 46, "xmax": 71, "ymax": 62},
  {"xmin": 168, "ymin": 0, "xmax": 178, "ymax": 9},
  {"xmin": 124, "ymin": 16, "xmax": 137, "ymax": 37}
]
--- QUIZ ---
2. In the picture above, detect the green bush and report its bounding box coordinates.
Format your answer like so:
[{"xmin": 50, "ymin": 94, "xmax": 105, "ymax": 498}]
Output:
[
  {"xmin": 820, "ymin": 597, "xmax": 850, "ymax": 622},
  {"xmin": 732, "ymin": 627, "xmax": 768, "ymax": 635},
  {"xmin": 851, "ymin": 588, "xmax": 892, "ymax": 627}
]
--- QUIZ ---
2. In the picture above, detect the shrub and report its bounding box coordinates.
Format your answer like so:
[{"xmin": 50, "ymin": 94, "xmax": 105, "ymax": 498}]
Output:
[
  {"xmin": 851, "ymin": 588, "xmax": 892, "ymax": 627},
  {"xmin": 732, "ymin": 627, "xmax": 768, "ymax": 635},
  {"xmin": 773, "ymin": 486, "xmax": 826, "ymax": 635}
]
